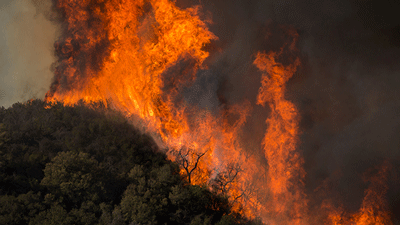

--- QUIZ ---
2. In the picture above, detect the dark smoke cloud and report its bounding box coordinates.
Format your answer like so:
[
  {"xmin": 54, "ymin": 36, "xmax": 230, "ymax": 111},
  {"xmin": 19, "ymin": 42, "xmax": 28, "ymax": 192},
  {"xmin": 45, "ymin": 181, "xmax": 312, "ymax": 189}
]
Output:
[
  {"xmin": 0, "ymin": 0, "xmax": 58, "ymax": 108},
  {"xmin": 182, "ymin": 69, "xmax": 220, "ymax": 112},
  {"xmin": 271, "ymin": 0, "xmax": 400, "ymax": 219},
  {"xmin": 178, "ymin": 0, "xmax": 400, "ymax": 221}
]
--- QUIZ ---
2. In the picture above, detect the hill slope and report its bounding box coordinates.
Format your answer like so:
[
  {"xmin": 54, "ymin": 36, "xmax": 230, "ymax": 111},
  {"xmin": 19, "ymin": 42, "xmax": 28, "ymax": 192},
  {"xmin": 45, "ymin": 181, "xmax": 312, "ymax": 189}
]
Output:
[{"xmin": 0, "ymin": 100, "xmax": 261, "ymax": 225}]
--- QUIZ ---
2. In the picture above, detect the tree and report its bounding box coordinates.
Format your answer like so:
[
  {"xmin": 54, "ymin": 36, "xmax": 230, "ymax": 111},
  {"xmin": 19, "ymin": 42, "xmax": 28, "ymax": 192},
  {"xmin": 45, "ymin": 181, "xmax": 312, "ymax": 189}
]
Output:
[
  {"xmin": 0, "ymin": 100, "xmax": 262, "ymax": 225},
  {"xmin": 168, "ymin": 183, "xmax": 231, "ymax": 224},
  {"xmin": 0, "ymin": 123, "xmax": 6, "ymax": 147},
  {"xmin": 211, "ymin": 162, "xmax": 244, "ymax": 208},
  {"xmin": 170, "ymin": 146, "xmax": 210, "ymax": 184},
  {"xmin": 120, "ymin": 164, "xmax": 179, "ymax": 224},
  {"xmin": 40, "ymin": 151, "xmax": 103, "ymax": 208},
  {"xmin": 0, "ymin": 191, "xmax": 44, "ymax": 225}
]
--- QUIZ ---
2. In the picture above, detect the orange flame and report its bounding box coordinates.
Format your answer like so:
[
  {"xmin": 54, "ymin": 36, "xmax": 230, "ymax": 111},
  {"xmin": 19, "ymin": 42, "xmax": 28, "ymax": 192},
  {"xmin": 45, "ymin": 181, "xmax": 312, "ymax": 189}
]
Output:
[
  {"xmin": 45, "ymin": 0, "xmax": 393, "ymax": 223},
  {"xmin": 47, "ymin": 0, "xmax": 216, "ymax": 140},
  {"xmin": 253, "ymin": 32, "xmax": 308, "ymax": 224},
  {"xmin": 46, "ymin": 0, "xmax": 252, "ymax": 212},
  {"xmin": 323, "ymin": 163, "xmax": 392, "ymax": 225}
]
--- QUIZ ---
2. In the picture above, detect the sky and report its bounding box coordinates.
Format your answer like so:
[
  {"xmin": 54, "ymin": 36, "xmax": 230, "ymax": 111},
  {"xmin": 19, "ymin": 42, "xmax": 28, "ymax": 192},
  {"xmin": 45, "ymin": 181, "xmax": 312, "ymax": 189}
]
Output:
[
  {"xmin": 1, "ymin": 0, "xmax": 400, "ymax": 220},
  {"xmin": 0, "ymin": 0, "xmax": 56, "ymax": 108}
]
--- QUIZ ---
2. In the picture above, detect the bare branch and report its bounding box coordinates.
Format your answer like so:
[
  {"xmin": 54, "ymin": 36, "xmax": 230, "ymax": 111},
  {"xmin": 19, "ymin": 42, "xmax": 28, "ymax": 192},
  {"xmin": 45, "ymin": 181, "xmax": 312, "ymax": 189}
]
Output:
[{"xmin": 171, "ymin": 146, "xmax": 209, "ymax": 184}]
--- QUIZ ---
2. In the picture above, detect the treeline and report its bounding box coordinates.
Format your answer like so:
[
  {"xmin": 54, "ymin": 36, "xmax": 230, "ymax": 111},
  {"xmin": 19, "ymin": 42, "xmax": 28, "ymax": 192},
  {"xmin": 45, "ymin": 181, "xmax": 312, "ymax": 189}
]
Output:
[{"xmin": 0, "ymin": 100, "xmax": 262, "ymax": 225}]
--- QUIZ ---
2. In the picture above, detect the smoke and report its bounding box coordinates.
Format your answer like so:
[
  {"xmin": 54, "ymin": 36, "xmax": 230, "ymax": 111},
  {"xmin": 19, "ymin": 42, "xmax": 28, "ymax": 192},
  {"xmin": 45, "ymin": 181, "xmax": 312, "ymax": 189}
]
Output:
[
  {"xmin": 271, "ymin": 0, "xmax": 400, "ymax": 218},
  {"xmin": 182, "ymin": 69, "xmax": 220, "ymax": 112},
  {"xmin": 0, "ymin": 0, "xmax": 58, "ymax": 108},
  {"xmin": 178, "ymin": 0, "xmax": 400, "ymax": 220},
  {"xmin": 2, "ymin": 0, "xmax": 400, "ymax": 221}
]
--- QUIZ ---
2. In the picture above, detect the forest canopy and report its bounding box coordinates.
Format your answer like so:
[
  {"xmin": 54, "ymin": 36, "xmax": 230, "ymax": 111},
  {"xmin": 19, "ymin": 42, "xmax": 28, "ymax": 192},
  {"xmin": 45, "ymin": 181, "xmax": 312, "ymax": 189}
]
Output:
[{"xmin": 0, "ymin": 100, "xmax": 261, "ymax": 225}]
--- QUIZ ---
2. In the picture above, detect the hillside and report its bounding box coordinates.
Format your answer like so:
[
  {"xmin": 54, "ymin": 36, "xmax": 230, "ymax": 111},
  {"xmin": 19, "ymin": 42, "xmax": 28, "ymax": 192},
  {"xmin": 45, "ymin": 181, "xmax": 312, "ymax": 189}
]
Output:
[{"xmin": 0, "ymin": 100, "xmax": 261, "ymax": 225}]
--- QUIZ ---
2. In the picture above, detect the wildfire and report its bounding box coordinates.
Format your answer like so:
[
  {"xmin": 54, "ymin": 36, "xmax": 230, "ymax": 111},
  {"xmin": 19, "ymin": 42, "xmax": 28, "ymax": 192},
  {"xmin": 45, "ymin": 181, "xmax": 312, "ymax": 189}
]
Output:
[
  {"xmin": 323, "ymin": 164, "xmax": 392, "ymax": 225},
  {"xmin": 253, "ymin": 33, "xmax": 307, "ymax": 224},
  {"xmin": 45, "ymin": 0, "xmax": 393, "ymax": 224}
]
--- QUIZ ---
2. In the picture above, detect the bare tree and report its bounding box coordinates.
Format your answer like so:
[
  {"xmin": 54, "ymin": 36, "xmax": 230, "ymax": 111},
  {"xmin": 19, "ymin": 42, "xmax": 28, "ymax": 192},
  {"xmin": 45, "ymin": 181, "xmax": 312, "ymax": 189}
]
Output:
[
  {"xmin": 211, "ymin": 162, "xmax": 245, "ymax": 207},
  {"xmin": 214, "ymin": 162, "xmax": 242, "ymax": 193},
  {"xmin": 170, "ymin": 146, "xmax": 209, "ymax": 184}
]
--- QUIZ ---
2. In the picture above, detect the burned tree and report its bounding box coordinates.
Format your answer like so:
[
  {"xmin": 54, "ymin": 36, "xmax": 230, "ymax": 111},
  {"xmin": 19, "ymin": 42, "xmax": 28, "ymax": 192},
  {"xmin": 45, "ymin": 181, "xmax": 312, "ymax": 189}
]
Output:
[{"xmin": 169, "ymin": 146, "xmax": 211, "ymax": 185}]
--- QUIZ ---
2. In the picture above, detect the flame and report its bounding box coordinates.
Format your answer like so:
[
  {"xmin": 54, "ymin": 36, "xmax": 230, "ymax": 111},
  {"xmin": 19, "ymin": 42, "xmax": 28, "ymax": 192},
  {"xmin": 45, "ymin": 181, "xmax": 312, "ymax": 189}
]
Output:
[
  {"xmin": 46, "ymin": 0, "xmax": 252, "ymax": 213},
  {"xmin": 253, "ymin": 33, "xmax": 308, "ymax": 224},
  {"xmin": 323, "ymin": 163, "xmax": 392, "ymax": 225},
  {"xmin": 45, "ymin": 0, "xmax": 393, "ymax": 224},
  {"xmin": 47, "ymin": 0, "xmax": 216, "ymax": 140}
]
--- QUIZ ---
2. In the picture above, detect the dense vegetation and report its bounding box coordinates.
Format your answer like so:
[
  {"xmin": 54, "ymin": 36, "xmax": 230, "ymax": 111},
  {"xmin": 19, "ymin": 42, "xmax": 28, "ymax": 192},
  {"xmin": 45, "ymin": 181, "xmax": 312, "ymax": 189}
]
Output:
[{"xmin": 0, "ymin": 100, "xmax": 261, "ymax": 225}]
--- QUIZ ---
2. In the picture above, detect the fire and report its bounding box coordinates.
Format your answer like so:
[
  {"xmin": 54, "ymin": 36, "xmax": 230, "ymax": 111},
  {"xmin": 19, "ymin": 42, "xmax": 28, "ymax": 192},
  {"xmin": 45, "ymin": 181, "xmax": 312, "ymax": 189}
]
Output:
[
  {"xmin": 253, "ymin": 33, "xmax": 308, "ymax": 224},
  {"xmin": 323, "ymin": 164, "xmax": 392, "ymax": 225},
  {"xmin": 46, "ymin": 0, "xmax": 249, "ymax": 208},
  {"xmin": 47, "ymin": 0, "xmax": 216, "ymax": 139},
  {"xmin": 45, "ymin": 0, "xmax": 393, "ymax": 224}
]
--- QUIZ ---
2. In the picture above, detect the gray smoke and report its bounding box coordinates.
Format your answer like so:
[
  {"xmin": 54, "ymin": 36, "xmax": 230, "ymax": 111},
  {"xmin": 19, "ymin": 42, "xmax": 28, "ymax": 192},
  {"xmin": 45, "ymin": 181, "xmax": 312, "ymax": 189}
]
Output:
[
  {"xmin": 183, "ymin": 69, "xmax": 220, "ymax": 112},
  {"xmin": 0, "ymin": 0, "xmax": 57, "ymax": 108}
]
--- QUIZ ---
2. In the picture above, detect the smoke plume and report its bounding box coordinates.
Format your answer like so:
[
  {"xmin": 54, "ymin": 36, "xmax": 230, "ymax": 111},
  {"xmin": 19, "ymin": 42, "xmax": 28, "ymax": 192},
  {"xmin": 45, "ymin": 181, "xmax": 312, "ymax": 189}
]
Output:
[
  {"xmin": 179, "ymin": 0, "xmax": 400, "ymax": 221},
  {"xmin": 0, "ymin": 0, "xmax": 57, "ymax": 107}
]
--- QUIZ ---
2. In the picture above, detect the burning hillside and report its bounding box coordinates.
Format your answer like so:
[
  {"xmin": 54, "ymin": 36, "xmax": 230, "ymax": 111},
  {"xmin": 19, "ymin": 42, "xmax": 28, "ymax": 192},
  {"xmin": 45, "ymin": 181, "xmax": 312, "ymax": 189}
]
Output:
[{"xmin": 42, "ymin": 0, "xmax": 399, "ymax": 224}]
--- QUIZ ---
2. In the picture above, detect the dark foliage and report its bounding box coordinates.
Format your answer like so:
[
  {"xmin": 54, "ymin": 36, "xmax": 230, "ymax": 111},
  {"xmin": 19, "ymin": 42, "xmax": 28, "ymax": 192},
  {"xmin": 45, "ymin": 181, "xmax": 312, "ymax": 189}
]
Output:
[{"xmin": 0, "ymin": 100, "xmax": 260, "ymax": 225}]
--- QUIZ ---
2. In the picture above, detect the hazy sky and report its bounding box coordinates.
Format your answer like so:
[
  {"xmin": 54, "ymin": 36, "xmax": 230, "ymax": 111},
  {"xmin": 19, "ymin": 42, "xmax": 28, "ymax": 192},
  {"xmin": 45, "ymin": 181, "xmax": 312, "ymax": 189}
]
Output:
[{"xmin": 0, "ymin": 0, "xmax": 57, "ymax": 108}]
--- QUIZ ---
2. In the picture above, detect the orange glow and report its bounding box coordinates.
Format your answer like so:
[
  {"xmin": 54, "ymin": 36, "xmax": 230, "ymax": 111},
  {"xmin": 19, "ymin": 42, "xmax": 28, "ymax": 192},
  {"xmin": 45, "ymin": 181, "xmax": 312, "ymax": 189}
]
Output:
[
  {"xmin": 45, "ymin": 0, "xmax": 252, "ymax": 214},
  {"xmin": 253, "ymin": 33, "xmax": 307, "ymax": 224},
  {"xmin": 323, "ymin": 164, "xmax": 392, "ymax": 225},
  {"xmin": 47, "ymin": 0, "xmax": 216, "ymax": 141},
  {"xmin": 45, "ymin": 0, "xmax": 393, "ymax": 223}
]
